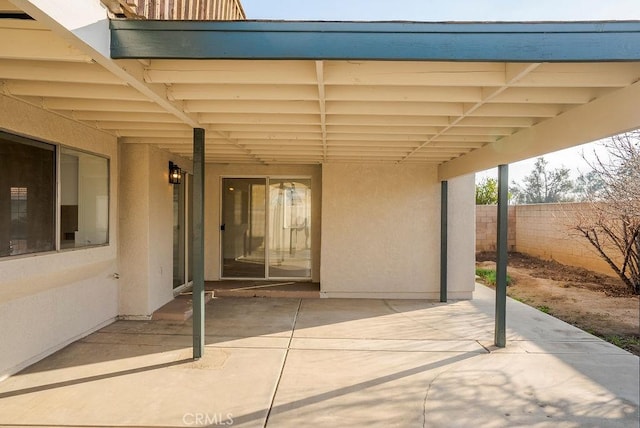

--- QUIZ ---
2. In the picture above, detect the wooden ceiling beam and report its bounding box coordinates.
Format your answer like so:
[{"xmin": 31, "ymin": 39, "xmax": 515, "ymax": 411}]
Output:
[{"xmin": 2, "ymin": 80, "xmax": 147, "ymax": 100}]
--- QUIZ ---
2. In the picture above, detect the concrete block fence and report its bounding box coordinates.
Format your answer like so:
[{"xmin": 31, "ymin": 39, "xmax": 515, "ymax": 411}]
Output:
[{"xmin": 476, "ymin": 202, "xmax": 618, "ymax": 277}]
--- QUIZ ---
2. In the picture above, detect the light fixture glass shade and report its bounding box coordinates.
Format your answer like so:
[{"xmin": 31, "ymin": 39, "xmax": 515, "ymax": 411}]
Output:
[{"xmin": 169, "ymin": 161, "xmax": 182, "ymax": 184}]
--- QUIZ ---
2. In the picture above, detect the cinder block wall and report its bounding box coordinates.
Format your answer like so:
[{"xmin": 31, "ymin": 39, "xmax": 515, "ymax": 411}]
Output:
[
  {"xmin": 475, "ymin": 205, "xmax": 516, "ymax": 252},
  {"xmin": 476, "ymin": 202, "xmax": 620, "ymax": 277},
  {"xmin": 514, "ymin": 203, "xmax": 618, "ymax": 276}
]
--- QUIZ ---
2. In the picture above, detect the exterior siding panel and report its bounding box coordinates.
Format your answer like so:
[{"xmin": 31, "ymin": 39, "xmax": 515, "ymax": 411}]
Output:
[{"xmin": 122, "ymin": 0, "xmax": 245, "ymax": 20}]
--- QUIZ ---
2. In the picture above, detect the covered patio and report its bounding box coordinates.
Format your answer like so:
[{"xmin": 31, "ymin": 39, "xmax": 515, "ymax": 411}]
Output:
[
  {"xmin": 2, "ymin": 0, "xmax": 640, "ymax": 400},
  {"xmin": 0, "ymin": 285, "xmax": 637, "ymax": 427}
]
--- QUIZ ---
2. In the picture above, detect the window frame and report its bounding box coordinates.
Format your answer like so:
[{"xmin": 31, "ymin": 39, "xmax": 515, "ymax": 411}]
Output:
[
  {"xmin": 0, "ymin": 130, "xmax": 111, "ymax": 259},
  {"xmin": 58, "ymin": 145, "xmax": 111, "ymax": 252}
]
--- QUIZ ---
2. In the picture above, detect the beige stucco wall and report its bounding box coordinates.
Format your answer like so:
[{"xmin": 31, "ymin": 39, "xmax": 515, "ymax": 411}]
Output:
[
  {"xmin": 148, "ymin": 146, "xmax": 183, "ymax": 311},
  {"xmin": 0, "ymin": 95, "xmax": 119, "ymax": 379},
  {"xmin": 205, "ymin": 164, "xmax": 322, "ymax": 282},
  {"xmin": 118, "ymin": 144, "xmax": 192, "ymax": 317},
  {"xmin": 447, "ymin": 174, "xmax": 477, "ymax": 298},
  {"xmin": 320, "ymin": 163, "xmax": 475, "ymax": 299},
  {"xmin": 118, "ymin": 144, "xmax": 150, "ymax": 316}
]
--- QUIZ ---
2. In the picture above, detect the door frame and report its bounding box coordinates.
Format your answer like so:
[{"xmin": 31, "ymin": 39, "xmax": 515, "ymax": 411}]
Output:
[
  {"xmin": 173, "ymin": 173, "xmax": 193, "ymax": 296},
  {"xmin": 219, "ymin": 175, "xmax": 312, "ymax": 281}
]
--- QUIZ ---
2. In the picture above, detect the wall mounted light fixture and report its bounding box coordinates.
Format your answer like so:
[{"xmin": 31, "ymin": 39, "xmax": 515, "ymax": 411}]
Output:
[{"xmin": 169, "ymin": 161, "xmax": 182, "ymax": 185}]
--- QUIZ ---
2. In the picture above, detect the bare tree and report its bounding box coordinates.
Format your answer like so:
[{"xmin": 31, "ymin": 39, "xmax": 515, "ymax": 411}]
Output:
[{"xmin": 574, "ymin": 131, "xmax": 640, "ymax": 294}]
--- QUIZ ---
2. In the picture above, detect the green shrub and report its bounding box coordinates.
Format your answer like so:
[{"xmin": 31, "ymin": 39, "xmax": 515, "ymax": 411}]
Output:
[{"xmin": 475, "ymin": 268, "xmax": 512, "ymax": 286}]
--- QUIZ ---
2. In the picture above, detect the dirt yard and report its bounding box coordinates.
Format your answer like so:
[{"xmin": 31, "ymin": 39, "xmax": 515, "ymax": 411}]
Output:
[{"xmin": 476, "ymin": 252, "xmax": 640, "ymax": 356}]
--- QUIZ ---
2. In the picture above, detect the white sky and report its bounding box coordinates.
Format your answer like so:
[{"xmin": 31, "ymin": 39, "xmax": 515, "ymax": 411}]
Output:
[
  {"xmin": 475, "ymin": 143, "xmax": 606, "ymax": 185},
  {"xmin": 240, "ymin": 0, "xmax": 640, "ymax": 184}
]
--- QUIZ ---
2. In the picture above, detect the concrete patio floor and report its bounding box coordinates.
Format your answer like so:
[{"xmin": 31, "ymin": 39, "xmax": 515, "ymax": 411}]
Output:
[{"xmin": 0, "ymin": 284, "xmax": 638, "ymax": 428}]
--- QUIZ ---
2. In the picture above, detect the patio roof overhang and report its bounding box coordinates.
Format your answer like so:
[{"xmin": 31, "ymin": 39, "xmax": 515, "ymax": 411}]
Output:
[
  {"xmin": 107, "ymin": 20, "xmax": 640, "ymax": 179},
  {"xmin": 3, "ymin": 2, "xmax": 640, "ymax": 179}
]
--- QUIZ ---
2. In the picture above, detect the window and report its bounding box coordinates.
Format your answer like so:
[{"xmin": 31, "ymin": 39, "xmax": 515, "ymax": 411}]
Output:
[
  {"xmin": 60, "ymin": 148, "xmax": 109, "ymax": 249},
  {"xmin": 0, "ymin": 131, "xmax": 109, "ymax": 258},
  {"xmin": 0, "ymin": 132, "xmax": 56, "ymax": 257}
]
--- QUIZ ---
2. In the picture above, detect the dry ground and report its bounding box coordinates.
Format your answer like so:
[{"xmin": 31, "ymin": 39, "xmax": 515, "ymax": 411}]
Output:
[{"xmin": 476, "ymin": 252, "xmax": 640, "ymax": 356}]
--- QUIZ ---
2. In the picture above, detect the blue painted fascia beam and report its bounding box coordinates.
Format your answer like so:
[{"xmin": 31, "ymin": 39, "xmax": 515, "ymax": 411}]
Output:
[{"xmin": 110, "ymin": 20, "xmax": 640, "ymax": 61}]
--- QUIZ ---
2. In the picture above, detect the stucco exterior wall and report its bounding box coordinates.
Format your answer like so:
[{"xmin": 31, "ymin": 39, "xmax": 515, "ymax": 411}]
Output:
[
  {"xmin": 205, "ymin": 164, "xmax": 322, "ymax": 282},
  {"xmin": 447, "ymin": 174, "xmax": 477, "ymax": 298},
  {"xmin": 320, "ymin": 163, "xmax": 475, "ymax": 299},
  {"xmin": 118, "ymin": 144, "xmax": 192, "ymax": 317},
  {"xmin": 0, "ymin": 95, "xmax": 119, "ymax": 379},
  {"xmin": 118, "ymin": 144, "xmax": 150, "ymax": 316},
  {"xmin": 147, "ymin": 146, "xmax": 183, "ymax": 312}
]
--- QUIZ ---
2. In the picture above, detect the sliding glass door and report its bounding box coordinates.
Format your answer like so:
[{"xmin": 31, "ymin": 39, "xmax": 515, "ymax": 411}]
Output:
[
  {"xmin": 268, "ymin": 179, "xmax": 311, "ymax": 278},
  {"xmin": 221, "ymin": 178, "xmax": 266, "ymax": 278},
  {"xmin": 221, "ymin": 177, "xmax": 311, "ymax": 279}
]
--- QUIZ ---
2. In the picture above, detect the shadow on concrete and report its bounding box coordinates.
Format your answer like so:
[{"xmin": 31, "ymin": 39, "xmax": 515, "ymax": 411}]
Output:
[
  {"xmin": 0, "ymin": 359, "xmax": 191, "ymax": 400},
  {"xmin": 1, "ymin": 286, "xmax": 637, "ymax": 427},
  {"xmin": 20, "ymin": 296, "xmax": 451, "ymax": 373},
  {"xmin": 231, "ymin": 351, "xmax": 480, "ymax": 426}
]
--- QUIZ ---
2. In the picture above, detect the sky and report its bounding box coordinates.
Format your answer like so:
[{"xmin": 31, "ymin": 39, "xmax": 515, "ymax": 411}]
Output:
[
  {"xmin": 239, "ymin": 0, "xmax": 639, "ymax": 184},
  {"xmin": 474, "ymin": 143, "xmax": 605, "ymax": 186},
  {"xmin": 240, "ymin": 0, "xmax": 640, "ymax": 22}
]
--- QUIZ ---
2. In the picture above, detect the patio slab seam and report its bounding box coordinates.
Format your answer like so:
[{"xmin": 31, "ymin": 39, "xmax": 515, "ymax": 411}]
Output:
[{"xmin": 263, "ymin": 298, "xmax": 303, "ymax": 427}]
